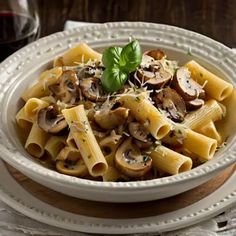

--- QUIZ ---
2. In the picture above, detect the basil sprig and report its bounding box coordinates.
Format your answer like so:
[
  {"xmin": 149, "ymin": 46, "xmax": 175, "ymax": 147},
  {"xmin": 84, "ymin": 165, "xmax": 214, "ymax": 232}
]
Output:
[{"xmin": 101, "ymin": 40, "xmax": 141, "ymax": 92}]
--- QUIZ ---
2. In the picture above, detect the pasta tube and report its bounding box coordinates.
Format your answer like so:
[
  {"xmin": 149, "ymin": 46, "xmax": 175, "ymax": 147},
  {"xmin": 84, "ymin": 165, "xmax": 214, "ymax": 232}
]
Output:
[
  {"xmin": 66, "ymin": 130, "xmax": 77, "ymax": 148},
  {"xmin": 21, "ymin": 67, "xmax": 62, "ymax": 101},
  {"xmin": 150, "ymin": 146, "xmax": 192, "ymax": 175},
  {"xmin": 21, "ymin": 81, "xmax": 50, "ymax": 101},
  {"xmin": 185, "ymin": 60, "xmax": 233, "ymax": 101},
  {"xmin": 15, "ymin": 107, "xmax": 32, "ymax": 130},
  {"xmin": 45, "ymin": 136, "xmax": 66, "ymax": 160},
  {"xmin": 25, "ymin": 123, "xmax": 49, "ymax": 158},
  {"xmin": 56, "ymin": 43, "xmax": 102, "ymax": 66},
  {"xmin": 118, "ymin": 94, "xmax": 171, "ymax": 139},
  {"xmin": 39, "ymin": 66, "xmax": 62, "ymax": 84},
  {"xmin": 198, "ymin": 121, "xmax": 222, "ymax": 144},
  {"xmin": 62, "ymin": 105, "xmax": 108, "ymax": 177},
  {"xmin": 183, "ymin": 99, "xmax": 224, "ymax": 130},
  {"xmin": 183, "ymin": 129, "xmax": 217, "ymax": 161},
  {"xmin": 24, "ymin": 98, "xmax": 49, "ymax": 121}
]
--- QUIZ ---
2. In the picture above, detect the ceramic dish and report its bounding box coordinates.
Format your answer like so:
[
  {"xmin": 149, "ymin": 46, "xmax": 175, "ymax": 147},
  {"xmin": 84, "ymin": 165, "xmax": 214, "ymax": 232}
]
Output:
[
  {"xmin": 0, "ymin": 22, "xmax": 236, "ymax": 202},
  {"xmin": 0, "ymin": 160, "xmax": 235, "ymax": 234}
]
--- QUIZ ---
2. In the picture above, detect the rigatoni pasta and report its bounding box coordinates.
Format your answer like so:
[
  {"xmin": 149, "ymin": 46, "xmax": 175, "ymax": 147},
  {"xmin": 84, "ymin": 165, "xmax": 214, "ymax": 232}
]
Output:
[
  {"xmin": 198, "ymin": 121, "xmax": 222, "ymax": 144},
  {"xmin": 62, "ymin": 105, "xmax": 108, "ymax": 177},
  {"xmin": 16, "ymin": 41, "xmax": 233, "ymax": 182},
  {"xmin": 24, "ymin": 98, "xmax": 49, "ymax": 121},
  {"xmin": 15, "ymin": 107, "xmax": 32, "ymax": 130},
  {"xmin": 150, "ymin": 146, "xmax": 192, "ymax": 175},
  {"xmin": 183, "ymin": 99, "xmax": 224, "ymax": 130},
  {"xmin": 25, "ymin": 123, "xmax": 49, "ymax": 158},
  {"xmin": 185, "ymin": 60, "xmax": 233, "ymax": 101},
  {"xmin": 118, "ymin": 94, "xmax": 171, "ymax": 139}
]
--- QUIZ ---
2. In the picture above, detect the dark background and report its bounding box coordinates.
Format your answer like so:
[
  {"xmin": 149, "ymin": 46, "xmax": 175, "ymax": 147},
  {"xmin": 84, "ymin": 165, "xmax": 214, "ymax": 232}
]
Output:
[{"xmin": 36, "ymin": 0, "xmax": 236, "ymax": 48}]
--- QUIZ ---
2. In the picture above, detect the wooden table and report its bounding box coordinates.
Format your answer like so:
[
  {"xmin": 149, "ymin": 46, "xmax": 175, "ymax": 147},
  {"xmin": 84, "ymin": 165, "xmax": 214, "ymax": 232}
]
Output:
[{"xmin": 36, "ymin": 0, "xmax": 236, "ymax": 48}]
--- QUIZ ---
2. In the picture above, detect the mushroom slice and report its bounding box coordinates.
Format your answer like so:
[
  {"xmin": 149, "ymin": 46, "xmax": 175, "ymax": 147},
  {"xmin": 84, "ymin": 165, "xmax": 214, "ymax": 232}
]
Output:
[
  {"xmin": 185, "ymin": 98, "xmax": 204, "ymax": 111},
  {"xmin": 77, "ymin": 65, "xmax": 104, "ymax": 79},
  {"xmin": 128, "ymin": 122, "xmax": 150, "ymax": 142},
  {"xmin": 59, "ymin": 70, "xmax": 79, "ymax": 104},
  {"xmin": 38, "ymin": 105, "xmax": 68, "ymax": 134},
  {"xmin": 154, "ymin": 87, "xmax": 186, "ymax": 122},
  {"xmin": 114, "ymin": 138, "xmax": 152, "ymax": 178},
  {"xmin": 56, "ymin": 146, "xmax": 88, "ymax": 177},
  {"xmin": 134, "ymin": 139, "xmax": 153, "ymax": 149},
  {"xmin": 49, "ymin": 70, "xmax": 79, "ymax": 104},
  {"xmin": 145, "ymin": 49, "xmax": 166, "ymax": 60},
  {"xmin": 94, "ymin": 107, "xmax": 129, "ymax": 130},
  {"xmin": 136, "ymin": 62, "xmax": 172, "ymax": 89},
  {"xmin": 80, "ymin": 77, "xmax": 107, "ymax": 102},
  {"xmin": 172, "ymin": 67, "xmax": 205, "ymax": 101}
]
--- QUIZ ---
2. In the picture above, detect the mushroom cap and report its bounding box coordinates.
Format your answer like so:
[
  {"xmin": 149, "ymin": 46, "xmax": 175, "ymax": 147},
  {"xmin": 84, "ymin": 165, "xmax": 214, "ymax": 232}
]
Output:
[
  {"xmin": 94, "ymin": 107, "xmax": 129, "ymax": 130},
  {"xmin": 37, "ymin": 104, "xmax": 68, "ymax": 134},
  {"xmin": 114, "ymin": 138, "xmax": 152, "ymax": 178},
  {"xmin": 77, "ymin": 65, "xmax": 104, "ymax": 79},
  {"xmin": 154, "ymin": 87, "xmax": 186, "ymax": 122},
  {"xmin": 49, "ymin": 70, "xmax": 80, "ymax": 104},
  {"xmin": 80, "ymin": 77, "xmax": 107, "ymax": 102},
  {"xmin": 128, "ymin": 122, "xmax": 150, "ymax": 142},
  {"xmin": 145, "ymin": 49, "xmax": 166, "ymax": 60},
  {"xmin": 56, "ymin": 147, "xmax": 88, "ymax": 177},
  {"xmin": 134, "ymin": 139, "xmax": 153, "ymax": 149},
  {"xmin": 185, "ymin": 98, "xmax": 204, "ymax": 111},
  {"xmin": 135, "ymin": 61, "xmax": 172, "ymax": 89},
  {"xmin": 56, "ymin": 160, "xmax": 88, "ymax": 177},
  {"xmin": 172, "ymin": 67, "xmax": 205, "ymax": 101}
]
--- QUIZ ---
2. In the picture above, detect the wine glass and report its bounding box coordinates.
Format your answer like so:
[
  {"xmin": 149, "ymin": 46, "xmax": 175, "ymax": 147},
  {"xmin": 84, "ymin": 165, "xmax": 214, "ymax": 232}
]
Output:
[{"xmin": 0, "ymin": 0, "xmax": 40, "ymax": 61}]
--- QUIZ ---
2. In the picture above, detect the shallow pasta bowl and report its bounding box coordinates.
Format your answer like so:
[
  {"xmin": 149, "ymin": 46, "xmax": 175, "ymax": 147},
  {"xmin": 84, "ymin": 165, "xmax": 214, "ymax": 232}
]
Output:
[{"xmin": 0, "ymin": 22, "xmax": 236, "ymax": 203}]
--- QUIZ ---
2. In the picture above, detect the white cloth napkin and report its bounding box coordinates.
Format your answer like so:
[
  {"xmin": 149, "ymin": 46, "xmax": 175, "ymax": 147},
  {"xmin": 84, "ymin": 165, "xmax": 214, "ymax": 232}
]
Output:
[{"xmin": 0, "ymin": 20, "xmax": 235, "ymax": 236}]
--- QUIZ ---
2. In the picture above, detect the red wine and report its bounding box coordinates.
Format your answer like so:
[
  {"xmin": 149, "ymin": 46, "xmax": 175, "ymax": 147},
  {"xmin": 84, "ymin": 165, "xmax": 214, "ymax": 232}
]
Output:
[{"xmin": 0, "ymin": 11, "xmax": 39, "ymax": 61}]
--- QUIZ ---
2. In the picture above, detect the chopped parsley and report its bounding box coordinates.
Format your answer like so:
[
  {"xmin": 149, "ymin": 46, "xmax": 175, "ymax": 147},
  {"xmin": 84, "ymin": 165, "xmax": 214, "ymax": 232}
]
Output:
[
  {"xmin": 143, "ymin": 155, "xmax": 150, "ymax": 165},
  {"xmin": 135, "ymin": 96, "xmax": 141, "ymax": 102}
]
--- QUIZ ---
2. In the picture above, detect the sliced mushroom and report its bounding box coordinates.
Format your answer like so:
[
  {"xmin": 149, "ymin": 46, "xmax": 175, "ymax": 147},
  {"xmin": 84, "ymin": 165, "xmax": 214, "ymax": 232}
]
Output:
[
  {"xmin": 49, "ymin": 70, "xmax": 79, "ymax": 104},
  {"xmin": 145, "ymin": 49, "xmax": 166, "ymax": 60},
  {"xmin": 38, "ymin": 105, "xmax": 68, "ymax": 134},
  {"xmin": 172, "ymin": 67, "xmax": 205, "ymax": 101},
  {"xmin": 94, "ymin": 107, "xmax": 129, "ymax": 129},
  {"xmin": 135, "ymin": 61, "xmax": 172, "ymax": 89},
  {"xmin": 114, "ymin": 138, "xmax": 152, "ymax": 178},
  {"xmin": 56, "ymin": 146, "xmax": 88, "ymax": 177},
  {"xmin": 80, "ymin": 77, "xmax": 107, "ymax": 102},
  {"xmin": 153, "ymin": 87, "xmax": 186, "ymax": 122},
  {"xmin": 185, "ymin": 98, "xmax": 204, "ymax": 111},
  {"xmin": 128, "ymin": 122, "xmax": 150, "ymax": 142},
  {"xmin": 134, "ymin": 139, "xmax": 153, "ymax": 149},
  {"xmin": 77, "ymin": 66, "xmax": 104, "ymax": 79}
]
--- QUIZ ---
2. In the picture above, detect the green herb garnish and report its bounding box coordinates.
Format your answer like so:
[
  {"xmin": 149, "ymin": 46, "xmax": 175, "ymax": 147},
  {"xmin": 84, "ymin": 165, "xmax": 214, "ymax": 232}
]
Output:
[
  {"xmin": 101, "ymin": 40, "xmax": 142, "ymax": 92},
  {"xmin": 143, "ymin": 155, "xmax": 150, "ymax": 165}
]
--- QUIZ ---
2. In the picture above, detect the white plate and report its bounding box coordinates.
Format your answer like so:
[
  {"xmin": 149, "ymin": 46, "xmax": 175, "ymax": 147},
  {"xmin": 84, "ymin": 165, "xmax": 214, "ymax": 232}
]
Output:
[
  {"xmin": 0, "ymin": 22, "xmax": 236, "ymax": 202},
  {"xmin": 0, "ymin": 159, "xmax": 235, "ymax": 234}
]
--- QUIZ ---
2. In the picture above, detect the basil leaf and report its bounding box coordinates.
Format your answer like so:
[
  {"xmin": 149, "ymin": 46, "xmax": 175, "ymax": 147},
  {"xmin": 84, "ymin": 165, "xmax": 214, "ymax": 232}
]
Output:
[
  {"xmin": 102, "ymin": 46, "xmax": 122, "ymax": 68},
  {"xmin": 119, "ymin": 40, "xmax": 142, "ymax": 72},
  {"xmin": 101, "ymin": 67, "xmax": 128, "ymax": 92}
]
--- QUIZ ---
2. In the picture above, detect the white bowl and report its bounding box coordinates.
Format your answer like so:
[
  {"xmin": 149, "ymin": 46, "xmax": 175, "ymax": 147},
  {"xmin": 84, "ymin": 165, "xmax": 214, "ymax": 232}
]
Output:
[{"xmin": 0, "ymin": 22, "xmax": 236, "ymax": 203}]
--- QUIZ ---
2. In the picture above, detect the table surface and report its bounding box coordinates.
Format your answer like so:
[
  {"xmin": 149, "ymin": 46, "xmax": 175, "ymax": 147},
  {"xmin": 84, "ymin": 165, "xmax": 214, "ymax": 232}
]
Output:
[{"xmin": 36, "ymin": 0, "xmax": 236, "ymax": 47}]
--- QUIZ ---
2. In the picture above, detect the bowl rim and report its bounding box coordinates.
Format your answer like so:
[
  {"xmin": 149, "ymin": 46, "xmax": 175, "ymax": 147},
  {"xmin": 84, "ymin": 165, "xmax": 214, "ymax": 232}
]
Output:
[{"xmin": 0, "ymin": 21, "xmax": 236, "ymax": 190}]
